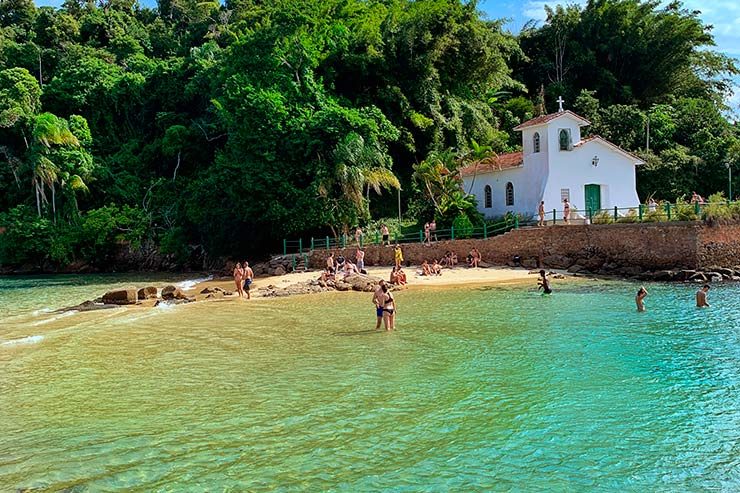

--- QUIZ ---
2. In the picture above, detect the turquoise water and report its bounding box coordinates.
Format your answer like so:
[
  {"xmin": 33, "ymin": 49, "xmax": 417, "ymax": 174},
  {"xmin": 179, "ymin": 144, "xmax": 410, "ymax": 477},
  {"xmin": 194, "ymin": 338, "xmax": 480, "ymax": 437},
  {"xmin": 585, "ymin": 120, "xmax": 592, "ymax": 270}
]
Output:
[{"xmin": 1, "ymin": 275, "xmax": 740, "ymax": 491}]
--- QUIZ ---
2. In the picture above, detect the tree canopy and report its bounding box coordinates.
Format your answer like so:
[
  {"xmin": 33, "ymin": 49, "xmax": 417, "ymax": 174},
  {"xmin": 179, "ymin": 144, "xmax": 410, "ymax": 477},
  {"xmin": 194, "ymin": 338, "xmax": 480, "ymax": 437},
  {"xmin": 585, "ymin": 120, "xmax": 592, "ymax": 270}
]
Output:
[{"xmin": 0, "ymin": 0, "xmax": 737, "ymax": 269}]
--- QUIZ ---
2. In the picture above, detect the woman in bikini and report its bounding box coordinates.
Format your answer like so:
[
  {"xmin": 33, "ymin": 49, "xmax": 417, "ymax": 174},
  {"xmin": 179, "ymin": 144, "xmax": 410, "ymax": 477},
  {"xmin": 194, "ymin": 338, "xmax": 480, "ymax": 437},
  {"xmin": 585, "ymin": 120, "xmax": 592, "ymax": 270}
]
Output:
[
  {"xmin": 381, "ymin": 284, "xmax": 396, "ymax": 330},
  {"xmin": 233, "ymin": 262, "xmax": 244, "ymax": 297}
]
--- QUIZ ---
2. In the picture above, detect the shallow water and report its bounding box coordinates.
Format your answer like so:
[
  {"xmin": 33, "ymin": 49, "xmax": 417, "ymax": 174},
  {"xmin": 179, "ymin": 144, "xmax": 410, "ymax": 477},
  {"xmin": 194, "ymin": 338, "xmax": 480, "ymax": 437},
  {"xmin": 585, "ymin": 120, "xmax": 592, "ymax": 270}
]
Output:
[{"xmin": 1, "ymin": 275, "xmax": 740, "ymax": 491}]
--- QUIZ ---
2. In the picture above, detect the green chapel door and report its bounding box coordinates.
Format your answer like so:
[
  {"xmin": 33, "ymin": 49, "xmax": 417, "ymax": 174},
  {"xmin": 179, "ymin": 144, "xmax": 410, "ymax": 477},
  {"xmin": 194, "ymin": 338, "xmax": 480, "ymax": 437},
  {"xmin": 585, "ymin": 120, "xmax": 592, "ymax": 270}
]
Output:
[{"xmin": 585, "ymin": 184, "xmax": 601, "ymax": 213}]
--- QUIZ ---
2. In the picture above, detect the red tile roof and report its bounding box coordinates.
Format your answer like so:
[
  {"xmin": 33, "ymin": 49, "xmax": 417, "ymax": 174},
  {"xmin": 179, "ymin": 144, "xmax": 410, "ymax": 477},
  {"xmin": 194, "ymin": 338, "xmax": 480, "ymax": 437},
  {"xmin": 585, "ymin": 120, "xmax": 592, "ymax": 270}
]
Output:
[
  {"xmin": 459, "ymin": 151, "xmax": 524, "ymax": 177},
  {"xmin": 513, "ymin": 110, "xmax": 590, "ymax": 131}
]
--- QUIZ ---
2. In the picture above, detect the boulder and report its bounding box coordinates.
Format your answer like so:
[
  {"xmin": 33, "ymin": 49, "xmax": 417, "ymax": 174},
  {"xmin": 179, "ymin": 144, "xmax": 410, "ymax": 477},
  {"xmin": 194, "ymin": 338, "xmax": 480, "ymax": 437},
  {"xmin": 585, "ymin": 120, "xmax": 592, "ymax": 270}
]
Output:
[
  {"xmin": 162, "ymin": 285, "xmax": 188, "ymax": 300},
  {"xmin": 343, "ymin": 274, "xmax": 382, "ymax": 292},
  {"xmin": 335, "ymin": 281, "xmax": 351, "ymax": 291},
  {"xmin": 652, "ymin": 270, "xmax": 676, "ymax": 282},
  {"xmin": 675, "ymin": 270, "xmax": 696, "ymax": 282},
  {"xmin": 688, "ymin": 272, "xmax": 707, "ymax": 283},
  {"xmin": 542, "ymin": 255, "xmax": 574, "ymax": 270},
  {"xmin": 57, "ymin": 300, "xmax": 120, "ymax": 312},
  {"xmin": 273, "ymin": 265, "xmax": 286, "ymax": 276},
  {"xmin": 102, "ymin": 289, "xmax": 138, "ymax": 305},
  {"xmin": 704, "ymin": 272, "xmax": 723, "ymax": 283},
  {"xmin": 521, "ymin": 258, "xmax": 538, "ymax": 269},
  {"xmin": 200, "ymin": 287, "xmax": 215, "ymax": 294},
  {"xmin": 137, "ymin": 286, "xmax": 158, "ymax": 300},
  {"xmin": 567, "ymin": 264, "xmax": 585, "ymax": 274},
  {"xmin": 617, "ymin": 265, "xmax": 643, "ymax": 276}
]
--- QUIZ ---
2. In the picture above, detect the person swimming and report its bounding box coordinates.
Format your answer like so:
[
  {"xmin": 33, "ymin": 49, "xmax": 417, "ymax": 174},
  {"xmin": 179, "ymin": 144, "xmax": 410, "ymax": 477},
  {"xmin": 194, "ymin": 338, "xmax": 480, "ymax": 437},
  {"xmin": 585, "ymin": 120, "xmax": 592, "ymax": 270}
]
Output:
[
  {"xmin": 381, "ymin": 284, "xmax": 396, "ymax": 330},
  {"xmin": 538, "ymin": 269, "xmax": 552, "ymax": 294},
  {"xmin": 635, "ymin": 286, "xmax": 648, "ymax": 312},
  {"xmin": 696, "ymin": 284, "xmax": 710, "ymax": 307}
]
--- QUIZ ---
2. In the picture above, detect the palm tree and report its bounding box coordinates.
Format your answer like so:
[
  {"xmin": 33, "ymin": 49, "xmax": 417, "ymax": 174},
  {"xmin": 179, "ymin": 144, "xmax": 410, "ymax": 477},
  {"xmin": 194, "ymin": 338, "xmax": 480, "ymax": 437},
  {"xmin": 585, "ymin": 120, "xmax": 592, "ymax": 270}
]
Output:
[
  {"xmin": 323, "ymin": 132, "xmax": 400, "ymax": 233},
  {"xmin": 29, "ymin": 113, "xmax": 79, "ymax": 218},
  {"xmin": 460, "ymin": 139, "xmax": 495, "ymax": 195}
]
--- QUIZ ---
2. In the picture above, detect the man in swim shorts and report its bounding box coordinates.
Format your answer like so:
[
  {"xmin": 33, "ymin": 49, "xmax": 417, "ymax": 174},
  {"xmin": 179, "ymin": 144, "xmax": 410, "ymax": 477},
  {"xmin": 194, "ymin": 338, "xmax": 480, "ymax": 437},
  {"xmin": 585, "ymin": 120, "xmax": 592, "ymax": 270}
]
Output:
[
  {"xmin": 373, "ymin": 280, "xmax": 386, "ymax": 329},
  {"xmin": 696, "ymin": 284, "xmax": 710, "ymax": 307},
  {"xmin": 242, "ymin": 261, "xmax": 254, "ymax": 300}
]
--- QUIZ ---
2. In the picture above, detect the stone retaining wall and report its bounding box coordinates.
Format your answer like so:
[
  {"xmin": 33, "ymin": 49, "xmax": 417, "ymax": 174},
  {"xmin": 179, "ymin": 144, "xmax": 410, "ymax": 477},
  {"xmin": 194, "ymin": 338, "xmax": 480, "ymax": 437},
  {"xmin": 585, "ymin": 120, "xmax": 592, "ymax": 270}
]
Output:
[{"xmin": 307, "ymin": 221, "xmax": 740, "ymax": 274}]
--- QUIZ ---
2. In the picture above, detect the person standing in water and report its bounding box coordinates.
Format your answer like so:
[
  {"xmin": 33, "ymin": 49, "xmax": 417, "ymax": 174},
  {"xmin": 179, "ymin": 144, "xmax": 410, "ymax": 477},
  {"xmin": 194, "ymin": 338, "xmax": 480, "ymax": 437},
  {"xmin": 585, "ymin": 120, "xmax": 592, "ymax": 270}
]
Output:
[
  {"xmin": 242, "ymin": 261, "xmax": 254, "ymax": 300},
  {"xmin": 635, "ymin": 286, "xmax": 648, "ymax": 312},
  {"xmin": 233, "ymin": 262, "xmax": 244, "ymax": 298},
  {"xmin": 538, "ymin": 269, "xmax": 552, "ymax": 294},
  {"xmin": 696, "ymin": 284, "xmax": 710, "ymax": 307},
  {"xmin": 381, "ymin": 283, "xmax": 396, "ymax": 330},
  {"xmin": 372, "ymin": 280, "xmax": 386, "ymax": 329}
]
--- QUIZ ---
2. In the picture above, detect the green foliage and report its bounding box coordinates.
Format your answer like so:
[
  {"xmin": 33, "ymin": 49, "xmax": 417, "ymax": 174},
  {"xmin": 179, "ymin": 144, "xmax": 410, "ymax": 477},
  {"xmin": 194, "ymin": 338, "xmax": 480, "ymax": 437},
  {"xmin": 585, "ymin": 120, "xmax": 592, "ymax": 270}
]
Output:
[
  {"xmin": 0, "ymin": 67, "xmax": 40, "ymax": 127},
  {"xmin": 0, "ymin": 205, "xmax": 52, "ymax": 265},
  {"xmin": 452, "ymin": 213, "xmax": 474, "ymax": 239},
  {"xmin": 0, "ymin": 0, "xmax": 738, "ymax": 269}
]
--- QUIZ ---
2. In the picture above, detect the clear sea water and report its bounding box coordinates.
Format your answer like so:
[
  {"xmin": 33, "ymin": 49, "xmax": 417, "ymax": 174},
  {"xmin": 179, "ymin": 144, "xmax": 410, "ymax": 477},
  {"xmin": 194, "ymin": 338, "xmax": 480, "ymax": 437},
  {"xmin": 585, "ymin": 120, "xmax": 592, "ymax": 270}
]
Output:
[{"xmin": 1, "ymin": 275, "xmax": 739, "ymax": 491}]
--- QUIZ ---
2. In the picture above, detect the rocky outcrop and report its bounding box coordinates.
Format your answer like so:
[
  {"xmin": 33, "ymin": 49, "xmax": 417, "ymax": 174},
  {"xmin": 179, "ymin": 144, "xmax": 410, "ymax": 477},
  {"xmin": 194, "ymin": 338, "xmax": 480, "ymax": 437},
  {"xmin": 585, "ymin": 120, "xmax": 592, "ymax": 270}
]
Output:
[
  {"xmin": 161, "ymin": 285, "xmax": 194, "ymax": 302},
  {"xmin": 259, "ymin": 274, "xmax": 385, "ymax": 298},
  {"xmin": 137, "ymin": 286, "xmax": 158, "ymax": 300},
  {"xmin": 56, "ymin": 300, "xmax": 120, "ymax": 312},
  {"xmin": 102, "ymin": 289, "xmax": 138, "ymax": 305}
]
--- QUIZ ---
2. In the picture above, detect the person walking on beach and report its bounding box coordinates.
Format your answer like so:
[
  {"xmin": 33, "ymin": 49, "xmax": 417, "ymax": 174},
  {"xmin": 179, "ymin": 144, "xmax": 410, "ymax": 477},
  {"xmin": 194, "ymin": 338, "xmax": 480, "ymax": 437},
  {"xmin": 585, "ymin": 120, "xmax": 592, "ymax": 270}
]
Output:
[
  {"xmin": 233, "ymin": 262, "xmax": 244, "ymax": 298},
  {"xmin": 356, "ymin": 248, "xmax": 365, "ymax": 273},
  {"xmin": 635, "ymin": 286, "xmax": 648, "ymax": 312},
  {"xmin": 373, "ymin": 280, "xmax": 386, "ymax": 329},
  {"xmin": 696, "ymin": 284, "xmax": 710, "ymax": 307},
  {"xmin": 394, "ymin": 244, "xmax": 404, "ymax": 268},
  {"xmin": 381, "ymin": 224, "xmax": 390, "ymax": 246},
  {"xmin": 242, "ymin": 261, "xmax": 254, "ymax": 300},
  {"xmin": 538, "ymin": 269, "xmax": 552, "ymax": 294},
  {"xmin": 563, "ymin": 199, "xmax": 571, "ymax": 225},
  {"xmin": 538, "ymin": 200, "xmax": 546, "ymax": 227},
  {"xmin": 381, "ymin": 283, "xmax": 396, "ymax": 330}
]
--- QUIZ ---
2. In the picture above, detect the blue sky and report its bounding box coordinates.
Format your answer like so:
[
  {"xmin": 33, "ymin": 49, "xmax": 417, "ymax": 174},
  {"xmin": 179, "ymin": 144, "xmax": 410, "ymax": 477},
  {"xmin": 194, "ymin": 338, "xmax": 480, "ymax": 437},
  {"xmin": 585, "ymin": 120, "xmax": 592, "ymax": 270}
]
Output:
[{"xmin": 33, "ymin": 0, "xmax": 740, "ymax": 109}]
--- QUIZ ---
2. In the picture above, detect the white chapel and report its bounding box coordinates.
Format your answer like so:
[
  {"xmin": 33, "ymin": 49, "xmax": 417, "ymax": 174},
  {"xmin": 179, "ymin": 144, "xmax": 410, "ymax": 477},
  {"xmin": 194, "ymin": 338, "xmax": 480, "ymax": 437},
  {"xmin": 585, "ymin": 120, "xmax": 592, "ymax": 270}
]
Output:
[{"xmin": 460, "ymin": 100, "xmax": 643, "ymax": 220}]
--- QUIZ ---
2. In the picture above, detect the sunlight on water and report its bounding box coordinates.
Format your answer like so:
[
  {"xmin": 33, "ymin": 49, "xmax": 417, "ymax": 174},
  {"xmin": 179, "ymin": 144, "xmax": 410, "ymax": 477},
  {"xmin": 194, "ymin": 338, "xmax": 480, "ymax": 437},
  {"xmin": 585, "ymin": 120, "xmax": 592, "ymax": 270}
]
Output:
[{"xmin": 1, "ymin": 275, "xmax": 740, "ymax": 491}]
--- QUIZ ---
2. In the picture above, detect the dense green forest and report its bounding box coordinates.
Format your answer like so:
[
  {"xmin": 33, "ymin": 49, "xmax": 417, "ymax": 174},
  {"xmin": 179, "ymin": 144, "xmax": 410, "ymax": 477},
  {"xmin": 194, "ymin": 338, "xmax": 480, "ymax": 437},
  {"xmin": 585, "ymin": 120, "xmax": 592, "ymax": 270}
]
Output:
[{"xmin": 0, "ymin": 0, "xmax": 738, "ymax": 269}]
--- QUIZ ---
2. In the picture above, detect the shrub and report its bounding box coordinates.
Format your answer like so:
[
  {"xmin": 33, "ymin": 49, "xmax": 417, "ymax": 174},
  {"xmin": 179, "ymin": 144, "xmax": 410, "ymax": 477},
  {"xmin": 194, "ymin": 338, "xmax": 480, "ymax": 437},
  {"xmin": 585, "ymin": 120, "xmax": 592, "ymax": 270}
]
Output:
[
  {"xmin": 452, "ymin": 214, "xmax": 474, "ymax": 239},
  {"xmin": 592, "ymin": 211, "xmax": 614, "ymax": 224},
  {"xmin": 0, "ymin": 206, "xmax": 53, "ymax": 266},
  {"xmin": 616, "ymin": 208, "xmax": 639, "ymax": 223},
  {"xmin": 672, "ymin": 199, "xmax": 698, "ymax": 221}
]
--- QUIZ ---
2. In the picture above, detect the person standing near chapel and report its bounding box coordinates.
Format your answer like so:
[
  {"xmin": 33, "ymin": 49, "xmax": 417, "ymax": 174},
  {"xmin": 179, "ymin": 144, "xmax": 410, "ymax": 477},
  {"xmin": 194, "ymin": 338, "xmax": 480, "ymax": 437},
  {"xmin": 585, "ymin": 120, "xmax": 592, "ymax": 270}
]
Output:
[
  {"xmin": 538, "ymin": 201, "xmax": 546, "ymax": 227},
  {"xmin": 563, "ymin": 198, "xmax": 571, "ymax": 225}
]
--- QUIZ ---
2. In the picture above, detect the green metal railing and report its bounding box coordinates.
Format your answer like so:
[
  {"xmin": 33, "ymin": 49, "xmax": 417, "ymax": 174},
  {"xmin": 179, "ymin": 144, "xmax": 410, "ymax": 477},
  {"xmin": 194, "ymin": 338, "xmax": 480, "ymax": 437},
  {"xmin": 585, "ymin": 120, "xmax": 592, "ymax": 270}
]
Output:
[
  {"xmin": 281, "ymin": 219, "xmax": 519, "ymax": 255},
  {"xmin": 281, "ymin": 200, "xmax": 740, "ymax": 255}
]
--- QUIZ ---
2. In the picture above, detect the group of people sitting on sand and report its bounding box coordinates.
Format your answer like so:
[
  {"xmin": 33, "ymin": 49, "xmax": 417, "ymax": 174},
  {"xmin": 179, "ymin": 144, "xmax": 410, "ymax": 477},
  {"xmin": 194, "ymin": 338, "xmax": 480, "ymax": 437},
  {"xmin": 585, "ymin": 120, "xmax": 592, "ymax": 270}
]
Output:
[
  {"xmin": 232, "ymin": 262, "xmax": 254, "ymax": 299},
  {"xmin": 320, "ymin": 249, "xmax": 369, "ymax": 282}
]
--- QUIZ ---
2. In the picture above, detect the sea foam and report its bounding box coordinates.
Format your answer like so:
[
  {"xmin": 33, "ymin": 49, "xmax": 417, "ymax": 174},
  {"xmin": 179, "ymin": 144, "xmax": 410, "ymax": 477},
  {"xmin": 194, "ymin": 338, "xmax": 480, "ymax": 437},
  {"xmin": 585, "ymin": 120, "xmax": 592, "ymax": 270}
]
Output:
[
  {"xmin": 175, "ymin": 275, "xmax": 213, "ymax": 291},
  {"xmin": 31, "ymin": 310, "xmax": 78, "ymax": 326},
  {"xmin": 2, "ymin": 335, "xmax": 44, "ymax": 346}
]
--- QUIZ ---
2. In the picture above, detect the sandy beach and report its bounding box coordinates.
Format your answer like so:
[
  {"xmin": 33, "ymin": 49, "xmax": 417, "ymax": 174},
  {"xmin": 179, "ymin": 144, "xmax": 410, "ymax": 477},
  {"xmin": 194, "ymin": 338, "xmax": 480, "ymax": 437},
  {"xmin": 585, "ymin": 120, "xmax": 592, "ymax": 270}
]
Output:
[{"xmin": 189, "ymin": 265, "xmax": 557, "ymax": 302}]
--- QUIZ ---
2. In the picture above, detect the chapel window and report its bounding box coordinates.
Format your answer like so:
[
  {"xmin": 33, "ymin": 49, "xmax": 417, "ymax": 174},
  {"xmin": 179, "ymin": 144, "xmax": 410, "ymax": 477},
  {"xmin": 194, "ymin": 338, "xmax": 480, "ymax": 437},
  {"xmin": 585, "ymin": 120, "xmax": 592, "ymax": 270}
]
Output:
[
  {"xmin": 559, "ymin": 129, "xmax": 571, "ymax": 151},
  {"xmin": 533, "ymin": 132, "xmax": 541, "ymax": 153},
  {"xmin": 484, "ymin": 185, "xmax": 492, "ymax": 208},
  {"xmin": 506, "ymin": 182, "xmax": 514, "ymax": 206}
]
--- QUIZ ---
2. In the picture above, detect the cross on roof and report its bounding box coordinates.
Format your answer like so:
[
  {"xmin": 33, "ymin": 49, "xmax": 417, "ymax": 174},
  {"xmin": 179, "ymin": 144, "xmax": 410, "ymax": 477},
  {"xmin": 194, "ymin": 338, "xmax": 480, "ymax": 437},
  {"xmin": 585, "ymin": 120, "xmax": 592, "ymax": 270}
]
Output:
[{"xmin": 557, "ymin": 96, "xmax": 565, "ymax": 112}]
